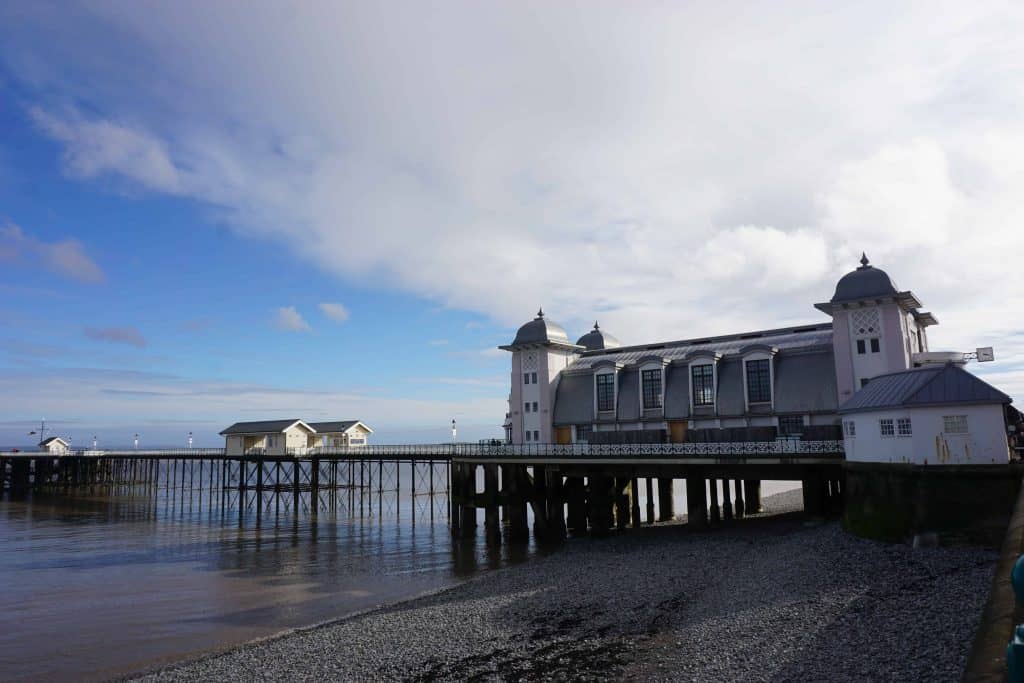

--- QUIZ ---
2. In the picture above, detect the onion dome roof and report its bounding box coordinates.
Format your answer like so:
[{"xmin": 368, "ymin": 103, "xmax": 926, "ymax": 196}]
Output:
[
  {"xmin": 510, "ymin": 308, "xmax": 571, "ymax": 346},
  {"xmin": 831, "ymin": 253, "xmax": 899, "ymax": 303},
  {"xmin": 575, "ymin": 321, "xmax": 622, "ymax": 351}
]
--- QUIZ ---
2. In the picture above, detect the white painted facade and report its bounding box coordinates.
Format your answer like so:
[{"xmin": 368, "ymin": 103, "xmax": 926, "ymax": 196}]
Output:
[
  {"xmin": 224, "ymin": 421, "xmax": 317, "ymax": 456},
  {"xmin": 39, "ymin": 437, "xmax": 70, "ymax": 455},
  {"xmin": 842, "ymin": 404, "xmax": 1010, "ymax": 465}
]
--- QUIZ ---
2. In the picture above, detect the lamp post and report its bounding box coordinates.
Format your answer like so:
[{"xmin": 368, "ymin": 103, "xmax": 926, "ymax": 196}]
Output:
[
  {"xmin": 188, "ymin": 431, "xmax": 193, "ymax": 449},
  {"xmin": 134, "ymin": 433, "xmax": 139, "ymax": 450},
  {"xmin": 451, "ymin": 418, "xmax": 457, "ymax": 443},
  {"xmin": 92, "ymin": 435, "xmax": 97, "ymax": 450}
]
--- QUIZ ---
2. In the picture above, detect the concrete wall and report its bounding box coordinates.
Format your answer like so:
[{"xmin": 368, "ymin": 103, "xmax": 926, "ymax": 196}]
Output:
[
  {"xmin": 843, "ymin": 403, "xmax": 1010, "ymax": 465},
  {"xmin": 844, "ymin": 462, "xmax": 1022, "ymax": 544}
]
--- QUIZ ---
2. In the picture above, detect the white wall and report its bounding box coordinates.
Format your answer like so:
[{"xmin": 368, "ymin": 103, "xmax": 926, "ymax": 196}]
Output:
[{"xmin": 843, "ymin": 403, "xmax": 1009, "ymax": 465}]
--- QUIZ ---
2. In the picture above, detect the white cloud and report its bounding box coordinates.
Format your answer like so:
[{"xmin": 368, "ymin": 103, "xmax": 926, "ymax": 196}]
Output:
[
  {"xmin": 0, "ymin": 222, "xmax": 105, "ymax": 284},
  {"xmin": 5, "ymin": 2, "xmax": 1024, "ymax": 389},
  {"xmin": 274, "ymin": 306, "xmax": 311, "ymax": 332},
  {"xmin": 318, "ymin": 302, "xmax": 350, "ymax": 323}
]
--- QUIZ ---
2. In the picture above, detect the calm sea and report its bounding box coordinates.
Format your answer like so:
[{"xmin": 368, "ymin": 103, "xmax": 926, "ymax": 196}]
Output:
[
  {"xmin": 0, "ymin": 460, "xmax": 536, "ymax": 682},
  {"xmin": 0, "ymin": 457, "xmax": 799, "ymax": 682}
]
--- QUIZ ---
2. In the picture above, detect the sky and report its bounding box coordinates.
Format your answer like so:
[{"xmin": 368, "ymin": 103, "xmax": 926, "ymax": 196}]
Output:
[{"xmin": 1, "ymin": 1, "xmax": 1023, "ymax": 446}]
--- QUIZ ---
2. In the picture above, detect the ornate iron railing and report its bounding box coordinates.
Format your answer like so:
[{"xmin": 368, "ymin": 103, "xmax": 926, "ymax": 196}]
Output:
[{"xmin": 1, "ymin": 440, "xmax": 845, "ymax": 460}]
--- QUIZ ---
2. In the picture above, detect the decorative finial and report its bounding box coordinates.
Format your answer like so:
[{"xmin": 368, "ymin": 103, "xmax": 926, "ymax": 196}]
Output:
[
  {"xmin": 536, "ymin": 307, "xmax": 544, "ymax": 319},
  {"xmin": 594, "ymin": 321, "xmax": 600, "ymax": 330},
  {"xmin": 859, "ymin": 252, "xmax": 870, "ymax": 268}
]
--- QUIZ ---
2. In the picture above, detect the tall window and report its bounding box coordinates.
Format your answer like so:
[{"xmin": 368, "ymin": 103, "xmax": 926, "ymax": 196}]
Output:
[
  {"xmin": 779, "ymin": 415, "xmax": 804, "ymax": 437},
  {"xmin": 943, "ymin": 415, "xmax": 969, "ymax": 434},
  {"xmin": 575, "ymin": 424, "xmax": 591, "ymax": 442},
  {"xmin": 879, "ymin": 418, "xmax": 895, "ymax": 437},
  {"xmin": 745, "ymin": 359, "xmax": 771, "ymax": 403},
  {"xmin": 596, "ymin": 373, "xmax": 615, "ymax": 412},
  {"xmin": 642, "ymin": 368, "xmax": 662, "ymax": 409},
  {"xmin": 524, "ymin": 402, "xmax": 530, "ymax": 413},
  {"xmin": 532, "ymin": 401, "xmax": 538, "ymax": 413},
  {"xmin": 523, "ymin": 373, "xmax": 529, "ymax": 385},
  {"xmin": 870, "ymin": 338, "xmax": 880, "ymax": 353},
  {"xmin": 531, "ymin": 372, "xmax": 538, "ymax": 384},
  {"xmin": 692, "ymin": 365, "xmax": 714, "ymax": 406},
  {"xmin": 856, "ymin": 339, "xmax": 866, "ymax": 354},
  {"xmin": 843, "ymin": 420, "xmax": 857, "ymax": 437}
]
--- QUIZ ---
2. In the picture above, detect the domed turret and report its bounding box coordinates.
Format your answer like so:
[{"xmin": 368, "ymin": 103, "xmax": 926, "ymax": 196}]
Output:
[
  {"xmin": 575, "ymin": 321, "xmax": 621, "ymax": 351},
  {"xmin": 510, "ymin": 308, "xmax": 571, "ymax": 347},
  {"xmin": 830, "ymin": 253, "xmax": 899, "ymax": 303}
]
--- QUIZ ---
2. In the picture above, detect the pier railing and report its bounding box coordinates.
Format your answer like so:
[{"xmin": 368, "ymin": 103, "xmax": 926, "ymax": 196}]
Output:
[{"xmin": 1, "ymin": 440, "xmax": 845, "ymax": 460}]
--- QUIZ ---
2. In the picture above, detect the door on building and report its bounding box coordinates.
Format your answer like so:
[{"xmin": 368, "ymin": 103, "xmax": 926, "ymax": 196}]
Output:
[
  {"xmin": 555, "ymin": 426, "xmax": 572, "ymax": 444},
  {"xmin": 669, "ymin": 420, "xmax": 688, "ymax": 443}
]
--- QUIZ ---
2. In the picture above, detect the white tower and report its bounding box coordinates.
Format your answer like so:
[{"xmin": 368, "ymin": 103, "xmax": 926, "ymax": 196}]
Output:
[
  {"xmin": 500, "ymin": 309, "xmax": 584, "ymax": 444},
  {"xmin": 815, "ymin": 254, "xmax": 938, "ymax": 403}
]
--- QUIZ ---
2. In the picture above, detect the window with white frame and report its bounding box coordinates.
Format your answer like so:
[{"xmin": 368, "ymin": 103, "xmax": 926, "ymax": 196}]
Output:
[
  {"xmin": 523, "ymin": 373, "xmax": 529, "ymax": 385},
  {"xmin": 843, "ymin": 420, "xmax": 856, "ymax": 437},
  {"xmin": 533, "ymin": 430, "xmax": 540, "ymax": 442},
  {"xmin": 779, "ymin": 415, "xmax": 804, "ymax": 437},
  {"xmin": 943, "ymin": 415, "xmax": 969, "ymax": 434},
  {"xmin": 642, "ymin": 368, "xmax": 663, "ymax": 409},
  {"xmin": 525, "ymin": 430, "xmax": 531, "ymax": 441},
  {"xmin": 879, "ymin": 419, "xmax": 895, "ymax": 437},
  {"xmin": 532, "ymin": 401, "xmax": 538, "ymax": 413},
  {"xmin": 596, "ymin": 373, "xmax": 615, "ymax": 412},
  {"xmin": 745, "ymin": 359, "xmax": 771, "ymax": 403},
  {"xmin": 531, "ymin": 372, "xmax": 538, "ymax": 384},
  {"xmin": 897, "ymin": 418, "xmax": 912, "ymax": 437},
  {"xmin": 524, "ymin": 402, "xmax": 531, "ymax": 413},
  {"xmin": 575, "ymin": 424, "xmax": 591, "ymax": 442},
  {"xmin": 692, "ymin": 364, "xmax": 715, "ymax": 406}
]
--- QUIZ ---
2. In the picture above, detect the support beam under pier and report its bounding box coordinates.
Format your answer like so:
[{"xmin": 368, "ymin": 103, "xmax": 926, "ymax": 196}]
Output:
[{"xmin": 686, "ymin": 477, "xmax": 708, "ymax": 530}]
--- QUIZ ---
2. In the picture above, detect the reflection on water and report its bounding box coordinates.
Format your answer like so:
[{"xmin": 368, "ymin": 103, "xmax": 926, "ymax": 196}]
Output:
[{"xmin": 0, "ymin": 461, "xmax": 538, "ymax": 682}]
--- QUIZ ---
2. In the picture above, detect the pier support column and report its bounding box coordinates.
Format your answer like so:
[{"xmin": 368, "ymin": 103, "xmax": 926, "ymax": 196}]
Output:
[
  {"xmin": 645, "ymin": 478, "xmax": 656, "ymax": 524},
  {"xmin": 802, "ymin": 475, "xmax": 826, "ymax": 518},
  {"xmin": 545, "ymin": 469, "xmax": 567, "ymax": 542},
  {"xmin": 614, "ymin": 478, "xmax": 630, "ymax": 530},
  {"xmin": 565, "ymin": 477, "xmax": 588, "ymax": 534},
  {"xmin": 657, "ymin": 478, "xmax": 675, "ymax": 522},
  {"xmin": 722, "ymin": 479, "xmax": 734, "ymax": 521},
  {"xmin": 743, "ymin": 480, "xmax": 763, "ymax": 514},
  {"xmin": 506, "ymin": 465, "xmax": 530, "ymax": 542},
  {"xmin": 588, "ymin": 475, "xmax": 613, "ymax": 537},
  {"xmin": 484, "ymin": 464, "xmax": 501, "ymax": 544},
  {"xmin": 733, "ymin": 478, "xmax": 745, "ymax": 519},
  {"xmin": 686, "ymin": 477, "xmax": 708, "ymax": 530},
  {"xmin": 709, "ymin": 479, "xmax": 721, "ymax": 524},
  {"xmin": 9, "ymin": 459, "xmax": 30, "ymax": 497},
  {"xmin": 532, "ymin": 465, "xmax": 550, "ymax": 541},
  {"xmin": 460, "ymin": 464, "xmax": 478, "ymax": 538},
  {"xmin": 630, "ymin": 476, "xmax": 642, "ymax": 528},
  {"xmin": 450, "ymin": 463, "xmax": 462, "ymax": 535}
]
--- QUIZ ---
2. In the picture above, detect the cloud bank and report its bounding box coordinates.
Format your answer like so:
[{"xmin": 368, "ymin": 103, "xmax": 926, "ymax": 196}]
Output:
[
  {"xmin": 3, "ymin": 1, "xmax": 1024, "ymax": 399},
  {"xmin": 0, "ymin": 222, "xmax": 105, "ymax": 284}
]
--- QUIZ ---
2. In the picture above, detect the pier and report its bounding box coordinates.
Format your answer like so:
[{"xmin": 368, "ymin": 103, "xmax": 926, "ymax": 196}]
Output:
[{"xmin": 1, "ymin": 440, "xmax": 844, "ymax": 542}]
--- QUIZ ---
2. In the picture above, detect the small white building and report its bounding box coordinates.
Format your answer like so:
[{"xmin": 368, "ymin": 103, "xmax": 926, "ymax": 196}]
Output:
[
  {"xmin": 839, "ymin": 364, "xmax": 1012, "ymax": 465},
  {"xmin": 220, "ymin": 419, "xmax": 317, "ymax": 456},
  {"xmin": 38, "ymin": 436, "xmax": 70, "ymax": 455},
  {"xmin": 308, "ymin": 421, "xmax": 373, "ymax": 448}
]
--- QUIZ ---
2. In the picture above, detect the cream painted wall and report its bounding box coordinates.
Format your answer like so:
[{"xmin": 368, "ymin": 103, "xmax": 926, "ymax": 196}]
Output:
[{"xmin": 843, "ymin": 404, "xmax": 1009, "ymax": 465}]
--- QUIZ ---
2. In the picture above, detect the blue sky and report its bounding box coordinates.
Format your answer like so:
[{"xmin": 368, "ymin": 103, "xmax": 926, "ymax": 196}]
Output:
[{"xmin": 2, "ymin": 2, "xmax": 1023, "ymax": 446}]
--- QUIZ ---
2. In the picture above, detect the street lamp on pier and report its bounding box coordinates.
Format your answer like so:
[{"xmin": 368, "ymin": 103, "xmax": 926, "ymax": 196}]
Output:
[
  {"xmin": 188, "ymin": 431, "xmax": 193, "ymax": 449},
  {"xmin": 451, "ymin": 419, "xmax": 457, "ymax": 443},
  {"xmin": 134, "ymin": 433, "xmax": 139, "ymax": 450}
]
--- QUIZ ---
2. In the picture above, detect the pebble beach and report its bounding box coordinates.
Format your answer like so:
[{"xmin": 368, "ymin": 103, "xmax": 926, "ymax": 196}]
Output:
[{"xmin": 137, "ymin": 490, "xmax": 998, "ymax": 682}]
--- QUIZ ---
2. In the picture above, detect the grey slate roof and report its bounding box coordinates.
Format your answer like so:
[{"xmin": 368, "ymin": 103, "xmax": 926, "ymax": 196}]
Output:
[
  {"xmin": 552, "ymin": 374, "xmax": 594, "ymax": 424},
  {"xmin": 664, "ymin": 365, "xmax": 691, "ymax": 419},
  {"xmin": 38, "ymin": 436, "xmax": 65, "ymax": 446},
  {"xmin": 219, "ymin": 419, "xmax": 307, "ymax": 435},
  {"xmin": 576, "ymin": 322, "xmax": 622, "ymax": 351},
  {"xmin": 309, "ymin": 420, "xmax": 365, "ymax": 433},
  {"xmin": 715, "ymin": 358, "xmax": 746, "ymax": 415},
  {"xmin": 616, "ymin": 369, "xmax": 640, "ymax": 421},
  {"xmin": 508, "ymin": 309, "xmax": 573, "ymax": 347},
  {"xmin": 774, "ymin": 351, "xmax": 839, "ymax": 413},
  {"xmin": 567, "ymin": 324, "xmax": 831, "ymax": 370},
  {"xmin": 838, "ymin": 364, "xmax": 1012, "ymax": 414}
]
